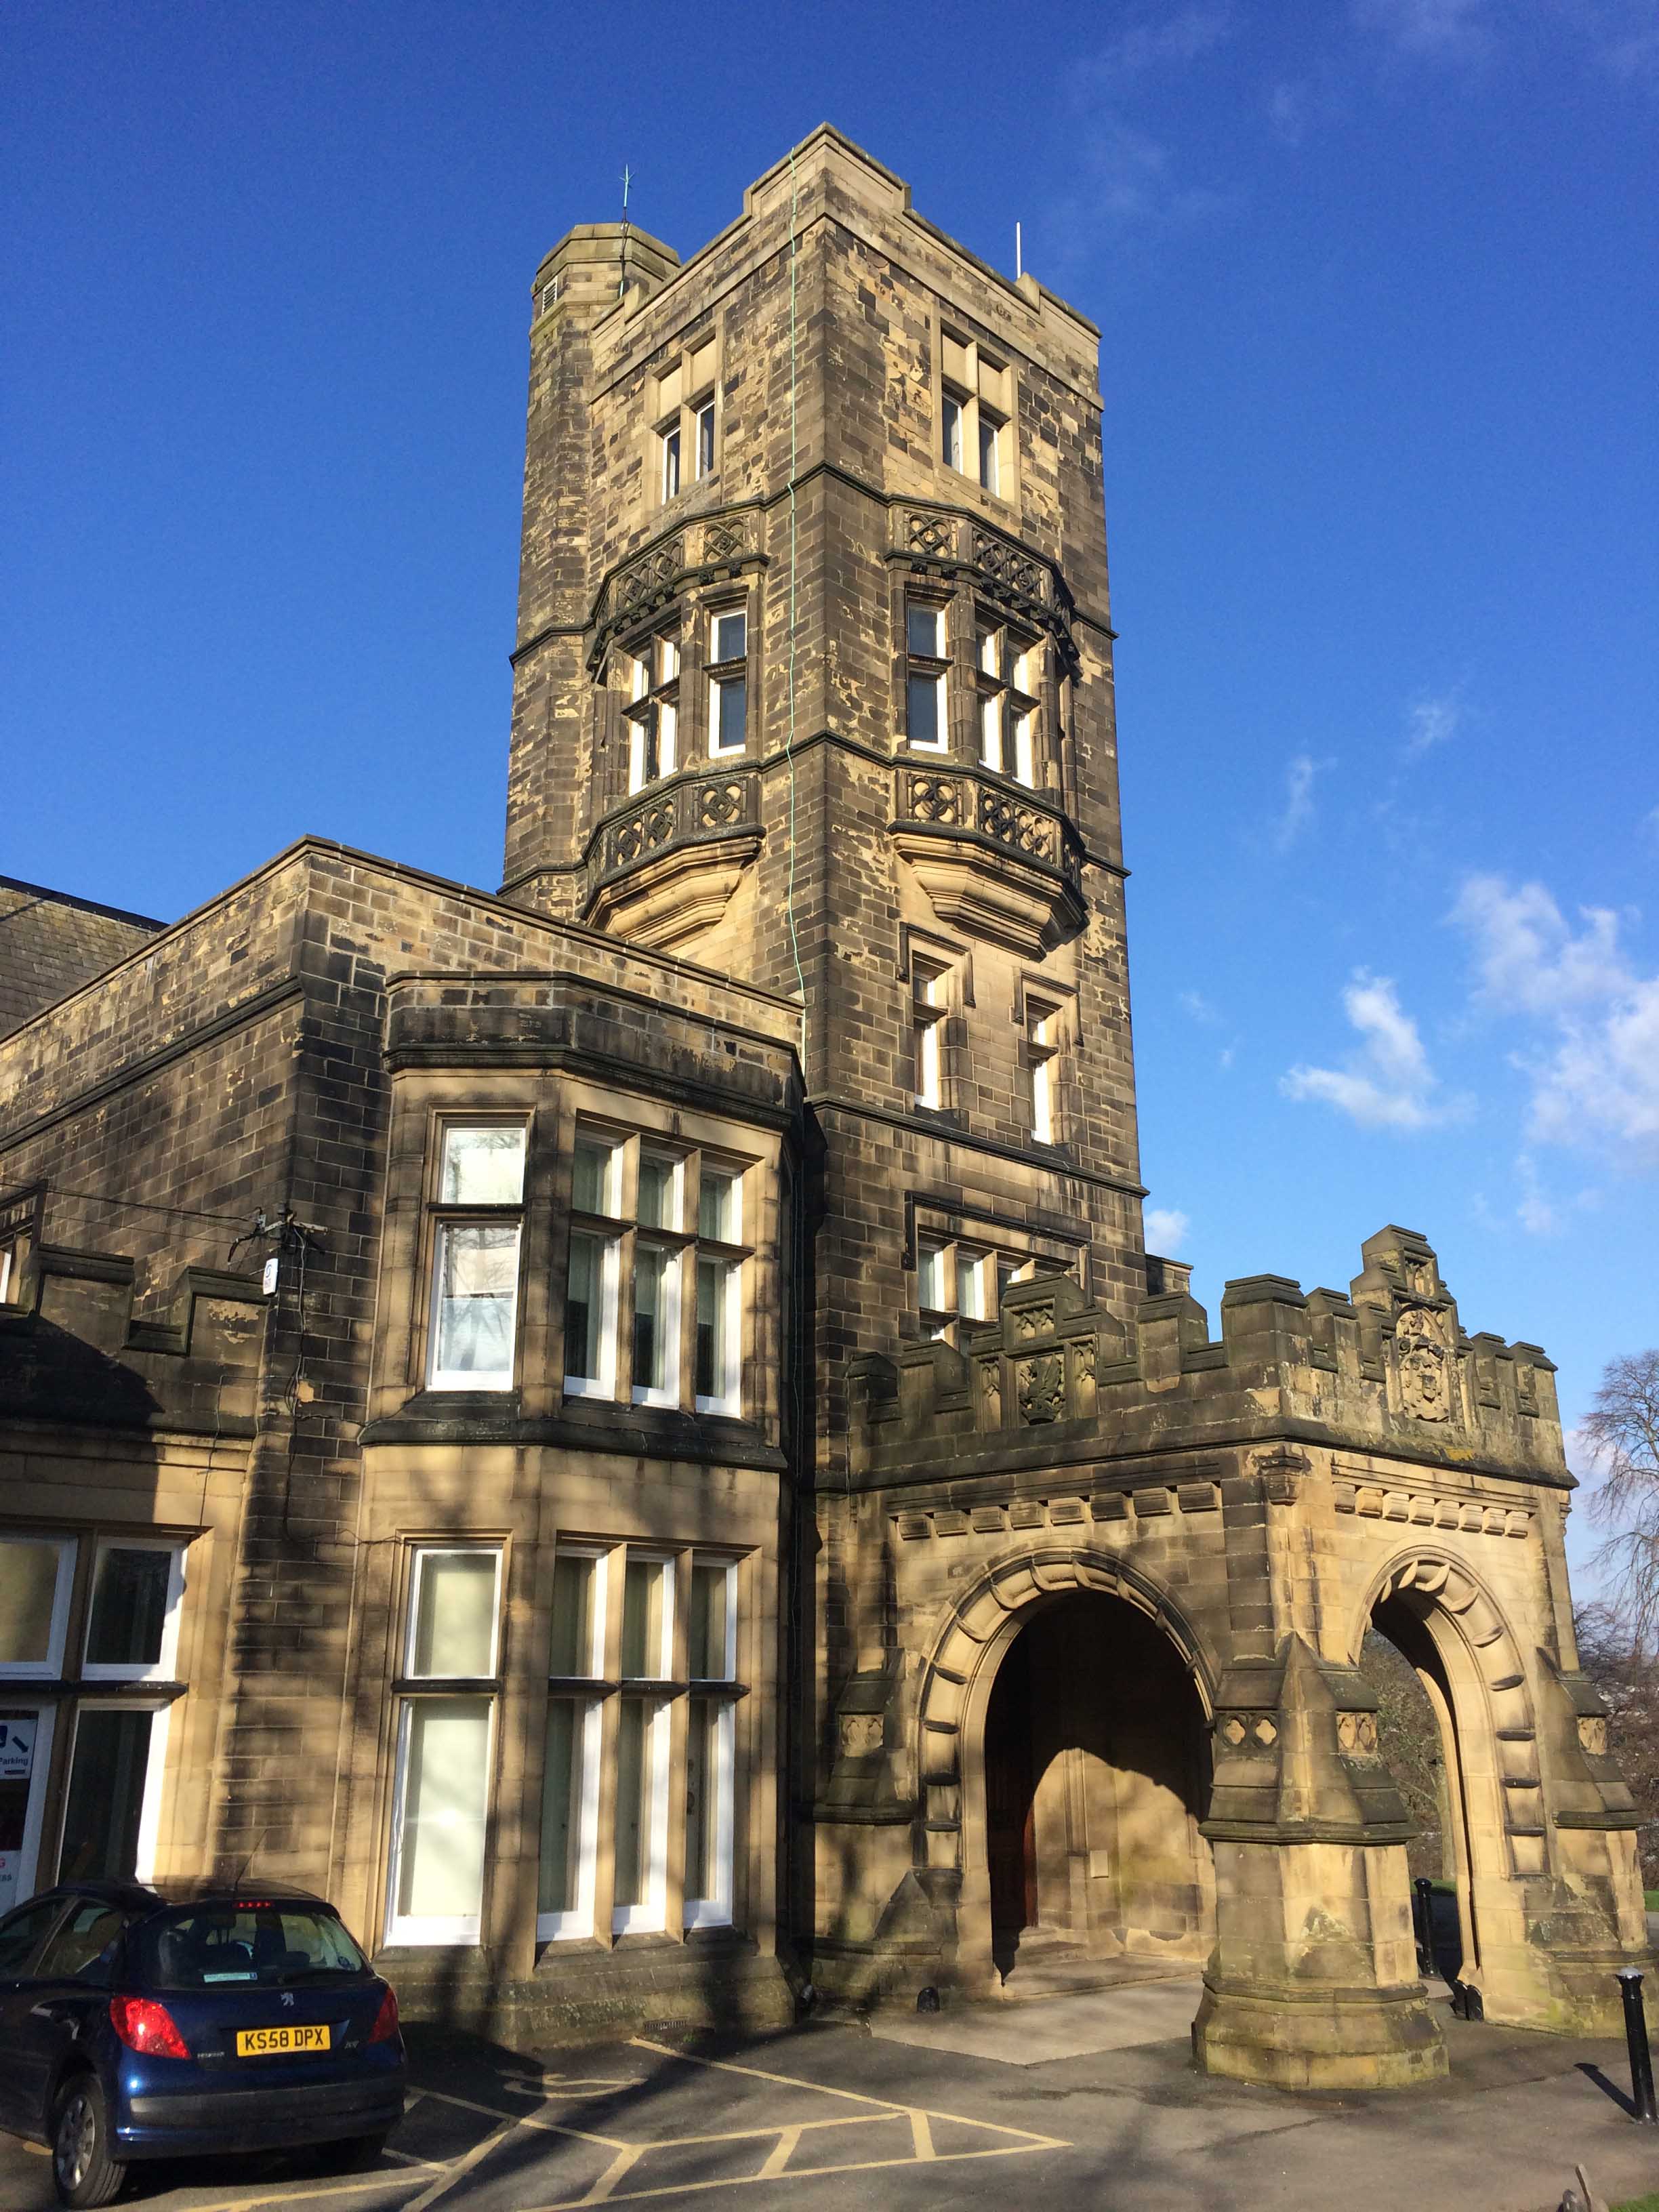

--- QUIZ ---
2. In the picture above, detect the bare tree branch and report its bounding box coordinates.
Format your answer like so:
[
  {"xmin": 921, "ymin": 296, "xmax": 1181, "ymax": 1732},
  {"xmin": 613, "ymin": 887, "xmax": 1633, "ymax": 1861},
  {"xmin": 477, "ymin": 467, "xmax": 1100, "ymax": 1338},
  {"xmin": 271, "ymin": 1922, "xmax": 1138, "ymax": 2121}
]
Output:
[{"xmin": 1580, "ymin": 1349, "xmax": 1659, "ymax": 1660}]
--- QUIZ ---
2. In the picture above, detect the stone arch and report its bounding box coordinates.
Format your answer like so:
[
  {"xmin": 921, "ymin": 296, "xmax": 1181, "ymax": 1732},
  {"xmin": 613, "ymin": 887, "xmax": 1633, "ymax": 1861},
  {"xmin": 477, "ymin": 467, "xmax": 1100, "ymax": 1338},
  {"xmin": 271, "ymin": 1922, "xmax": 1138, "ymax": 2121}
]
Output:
[
  {"xmin": 914, "ymin": 1545, "xmax": 1217, "ymax": 1995},
  {"xmin": 1349, "ymin": 1547, "xmax": 1543, "ymax": 2007}
]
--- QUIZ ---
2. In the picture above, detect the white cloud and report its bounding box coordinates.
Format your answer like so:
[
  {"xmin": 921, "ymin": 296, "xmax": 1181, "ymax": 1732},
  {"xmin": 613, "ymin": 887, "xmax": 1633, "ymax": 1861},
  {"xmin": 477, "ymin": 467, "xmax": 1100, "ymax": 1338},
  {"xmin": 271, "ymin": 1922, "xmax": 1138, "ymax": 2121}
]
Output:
[
  {"xmin": 1353, "ymin": 0, "xmax": 1490, "ymax": 58},
  {"xmin": 1272, "ymin": 753, "xmax": 1323, "ymax": 853},
  {"xmin": 1088, "ymin": 5, "xmax": 1233, "ymax": 82},
  {"xmin": 1452, "ymin": 874, "xmax": 1633, "ymax": 1015},
  {"xmin": 1145, "ymin": 1206, "xmax": 1191, "ymax": 1254},
  {"xmin": 1179, "ymin": 989, "xmax": 1219, "ymax": 1023},
  {"xmin": 1404, "ymin": 687, "xmax": 1465, "ymax": 756},
  {"xmin": 1515, "ymin": 1153, "xmax": 1561, "ymax": 1235},
  {"xmin": 1049, "ymin": 7, "xmax": 1234, "ymax": 264},
  {"xmin": 1282, "ymin": 971, "xmax": 1450, "ymax": 1130},
  {"xmin": 1451, "ymin": 872, "xmax": 1659, "ymax": 1170}
]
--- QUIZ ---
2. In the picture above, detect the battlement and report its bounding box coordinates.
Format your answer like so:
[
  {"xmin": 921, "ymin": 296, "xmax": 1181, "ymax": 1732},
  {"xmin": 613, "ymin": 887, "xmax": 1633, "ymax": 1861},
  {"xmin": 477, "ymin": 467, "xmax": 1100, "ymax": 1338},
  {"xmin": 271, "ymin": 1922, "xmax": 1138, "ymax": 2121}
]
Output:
[
  {"xmin": 0, "ymin": 1233, "xmax": 266, "ymax": 1435},
  {"xmin": 849, "ymin": 1227, "xmax": 1565, "ymax": 1490}
]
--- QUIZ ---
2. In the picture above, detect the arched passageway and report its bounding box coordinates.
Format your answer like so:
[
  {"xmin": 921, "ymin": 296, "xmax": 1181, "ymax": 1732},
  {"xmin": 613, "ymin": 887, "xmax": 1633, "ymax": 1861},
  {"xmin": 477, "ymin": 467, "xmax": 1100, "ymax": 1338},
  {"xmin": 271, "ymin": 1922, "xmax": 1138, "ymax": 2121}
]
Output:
[
  {"xmin": 1366, "ymin": 1595, "xmax": 1479, "ymax": 1995},
  {"xmin": 979, "ymin": 1590, "xmax": 1214, "ymax": 1983}
]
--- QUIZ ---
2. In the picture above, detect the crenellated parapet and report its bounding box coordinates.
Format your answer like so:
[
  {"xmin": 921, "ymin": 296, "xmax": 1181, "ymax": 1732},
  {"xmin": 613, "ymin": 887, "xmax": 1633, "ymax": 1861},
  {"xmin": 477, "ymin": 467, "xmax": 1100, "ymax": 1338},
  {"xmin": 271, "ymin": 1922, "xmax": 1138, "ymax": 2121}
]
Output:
[
  {"xmin": 848, "ymin": 1225, "xmax": 1565, "ymax": 1492},
  {"xmin": 0, "ymin": 1230, "xmax": 265, "ymax": 1435}
]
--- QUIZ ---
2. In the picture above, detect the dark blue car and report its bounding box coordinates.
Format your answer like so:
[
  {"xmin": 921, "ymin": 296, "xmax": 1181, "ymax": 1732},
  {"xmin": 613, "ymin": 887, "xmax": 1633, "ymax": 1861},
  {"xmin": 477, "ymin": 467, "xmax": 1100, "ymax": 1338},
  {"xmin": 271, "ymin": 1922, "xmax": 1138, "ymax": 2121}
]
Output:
[{"xmin": 0, "ymin": 1879, "xmax": 406, "ymax": 2207}]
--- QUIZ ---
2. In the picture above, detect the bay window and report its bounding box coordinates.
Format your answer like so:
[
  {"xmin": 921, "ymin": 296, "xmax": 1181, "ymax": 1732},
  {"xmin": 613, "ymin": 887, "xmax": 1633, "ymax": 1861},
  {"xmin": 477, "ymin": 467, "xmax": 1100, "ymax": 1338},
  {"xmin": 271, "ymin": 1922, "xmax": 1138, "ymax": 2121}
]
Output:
[
  {"xmin": 708, "ymin": 607, "xmax": 747, "ymax": 756},
  {"xmin": 613, "ymin": 1555, "xmax": 672, "ymax": 1933},
  {"xmin": 563, "ymin": 1128, "xmax": 750, "ymax": 1418},
  {"xmin": 539, "ymin": 1549, "xmax": 605, "ymax": 1942},
  {"xmin": 694, "ymin": 1165, "xmax": 742, "ymax": 1414},
  {"xmin": 565, "ymin": 1134, "xmax": 623, "ymax": 1397},
  {"xmin": 626, "ymin": 634, "xmax": 680, "ymax": 792},
  {"xmin": 976, "ymin": 623, "xmax": 1039, "ymax": 787},
  {"xmin": 905, "ymin": 600, "xmax": 948, "ymax": 750},
  {"xmin": 386, "ymin": 1547, "xmax": 501, "ymax": 1946},
  {"xmin": 685, "ymin": 1557, "xmax": 737, "ymax": 1928},
  {"xmin": 428, "ymin": 1124, "xmax": 527, "ymax": 1391}
]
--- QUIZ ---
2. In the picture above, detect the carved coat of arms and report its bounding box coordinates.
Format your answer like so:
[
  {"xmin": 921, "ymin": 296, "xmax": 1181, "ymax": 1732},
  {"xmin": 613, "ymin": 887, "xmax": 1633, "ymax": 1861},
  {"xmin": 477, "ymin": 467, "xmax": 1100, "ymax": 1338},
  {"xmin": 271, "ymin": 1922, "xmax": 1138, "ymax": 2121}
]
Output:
[{"xmin": 1396, "ymin": 1307, "xmax": 1450, "ymax": 1422}]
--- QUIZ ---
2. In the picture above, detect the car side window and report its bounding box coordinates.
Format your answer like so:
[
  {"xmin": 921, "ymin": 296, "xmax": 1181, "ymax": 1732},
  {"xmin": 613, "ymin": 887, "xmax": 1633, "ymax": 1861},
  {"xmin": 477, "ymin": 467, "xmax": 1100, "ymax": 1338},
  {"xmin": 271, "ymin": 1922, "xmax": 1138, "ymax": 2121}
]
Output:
[
  {"xmin": 35, "ymin": 1902, "xmax": 128, "ymax": 1983},
  {"xmin": 0, "ymin": 1897, "xmax": 66, "ymax": 1975}
]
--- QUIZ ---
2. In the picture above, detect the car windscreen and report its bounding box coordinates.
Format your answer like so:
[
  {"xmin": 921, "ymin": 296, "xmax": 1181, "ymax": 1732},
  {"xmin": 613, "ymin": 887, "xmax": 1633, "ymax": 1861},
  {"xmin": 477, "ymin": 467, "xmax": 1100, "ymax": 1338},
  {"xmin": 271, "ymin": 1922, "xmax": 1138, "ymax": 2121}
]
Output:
[{"xmin": 133, "ymin": 1903, "xmax": 372, "ymax": 1989}]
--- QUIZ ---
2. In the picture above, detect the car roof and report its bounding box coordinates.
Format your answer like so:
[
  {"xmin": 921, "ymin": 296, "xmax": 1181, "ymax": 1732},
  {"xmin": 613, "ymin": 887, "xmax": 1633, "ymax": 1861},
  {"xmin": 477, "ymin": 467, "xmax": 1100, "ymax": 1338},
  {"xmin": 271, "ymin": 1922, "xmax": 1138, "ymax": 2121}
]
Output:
[
  {"xmin": 39, "ymin": 1879, "xmax": 163, "ymax": 1912},
  {"xmin": 144, "ymin": 1879, "xmax": 333, "ymax": 1909},
  {"xmin": 16, "ymin": 1877, "xmax": 335, "ymax": 1919}
]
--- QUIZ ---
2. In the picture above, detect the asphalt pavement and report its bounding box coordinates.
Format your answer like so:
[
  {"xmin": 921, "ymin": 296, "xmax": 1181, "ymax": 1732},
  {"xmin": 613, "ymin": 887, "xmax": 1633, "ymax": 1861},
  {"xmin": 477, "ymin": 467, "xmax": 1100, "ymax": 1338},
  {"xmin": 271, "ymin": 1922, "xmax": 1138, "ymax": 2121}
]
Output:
[{"xmin": 2, "ymin": 1992, "xmax": 1658, "ymax": 2212}]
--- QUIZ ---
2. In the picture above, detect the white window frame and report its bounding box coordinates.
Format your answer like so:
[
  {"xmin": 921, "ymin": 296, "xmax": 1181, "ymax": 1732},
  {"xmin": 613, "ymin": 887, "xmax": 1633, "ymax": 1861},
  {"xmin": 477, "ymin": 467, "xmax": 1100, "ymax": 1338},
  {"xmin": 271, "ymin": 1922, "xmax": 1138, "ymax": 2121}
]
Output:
[
  {"xmin": 1029, "ymin": 1002, "xmax": 1061, "ymax": 1145},
  {"xmin": 684, "ymin": 1557, "xmax": 737, "ymax": 1929},
  {"xmin": 564, "ymin": 1228, "xmax": 621, "ymax": 1400},
  {"xmin": 693, "ymin": 1253, "xmax": 742, "ymax": 1416},
  {"xmin": 630, "ymin": 1240, "xmax": 682, "ymax": 1409},
  {"xmin": 636, "ymin": 1149, "xmax": 684, "ymax": 1234},
  {"xmin": 613, "ymin": 1554, "xmax": 674, "ymax": 1936},
  {"xmin": 82, "ymin": 1538, "xmax": 186, "ymax": 1684},
  {"xmin": 611, "ymin": 1697, "xmax": 672, "ymax": 1934},
  {"xmin": 0, "ymin": 1535, "xmax": 76, "ymax": 1679},
  {"xmin": 537, "ymin": 1547, "xmax": 608, "ymax": 1943},
  {"xmin": 0, "ymin": 1704, "xmax": 57, "ymax": 1912},
  {"xmin": 905, "ymin": 602, "xmax": 949, "ymax": 754},
  {"xmin": 913, "ymin": 961, "xmax": 946, "ymax": 1109},
  {"xmin": 59, "ymin": 1700, "xmax": 170, "ymax": 1887},
  {"xmin": 941, "ymin": 389, "xmax": 964, "ymax": 473},
  {"xmin": 426, "ymin": 1219, "xmax": 523, "ymax": 1391},
  {"xmin": 659, "ymin": 420, "xmax": 681, "ymax": 501},
  {"xmin": 693, "ymin": 396, "xmax": 716, "ymax": 478},
  {"xmin": 384, "ymin": 1694, "xmax": 495, "ymax": 1947},
  {"xmin": 404, "ymin": 1546, "xmax": 504, "ymax": 1681},
  {"xmin": 684, "ymin": 1698, "xmax": 736, "ymax": 1930},
  {"xmin": 573, "ymin": 1132, "xmax": 624, "ymax": 1218}
]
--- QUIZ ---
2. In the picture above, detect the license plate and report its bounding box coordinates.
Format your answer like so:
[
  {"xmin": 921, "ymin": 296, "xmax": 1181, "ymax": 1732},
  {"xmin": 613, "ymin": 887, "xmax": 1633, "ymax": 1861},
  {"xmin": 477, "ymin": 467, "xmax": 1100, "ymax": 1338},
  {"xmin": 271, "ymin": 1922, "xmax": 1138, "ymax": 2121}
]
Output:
[{"xmin": 234, "ymin": 2024, "xmax": 331, "ymax": 2057}]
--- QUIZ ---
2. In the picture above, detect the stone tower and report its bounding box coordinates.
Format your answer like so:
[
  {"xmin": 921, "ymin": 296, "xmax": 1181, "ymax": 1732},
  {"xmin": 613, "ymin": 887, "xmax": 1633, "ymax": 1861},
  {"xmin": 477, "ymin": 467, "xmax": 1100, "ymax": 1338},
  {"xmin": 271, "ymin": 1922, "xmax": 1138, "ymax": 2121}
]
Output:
[{"xmin": 501, "ymin": 129, "xmax": 1147, "ymax": 1431}]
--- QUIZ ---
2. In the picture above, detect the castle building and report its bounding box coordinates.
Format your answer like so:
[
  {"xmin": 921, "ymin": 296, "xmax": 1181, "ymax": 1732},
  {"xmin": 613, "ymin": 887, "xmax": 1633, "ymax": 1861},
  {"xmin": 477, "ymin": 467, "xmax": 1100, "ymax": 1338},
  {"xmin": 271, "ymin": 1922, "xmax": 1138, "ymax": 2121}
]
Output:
[{"xmin": 0, "ymin": 129, "xmax": 1647, "ymax": 2091}]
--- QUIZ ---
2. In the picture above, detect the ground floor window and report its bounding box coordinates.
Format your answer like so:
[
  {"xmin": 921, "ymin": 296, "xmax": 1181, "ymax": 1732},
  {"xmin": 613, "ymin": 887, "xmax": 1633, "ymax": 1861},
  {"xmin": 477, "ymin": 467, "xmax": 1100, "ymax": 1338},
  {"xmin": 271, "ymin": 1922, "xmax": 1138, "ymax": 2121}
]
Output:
[
  {"xmin": 533, "ymin": 1543, "xmax": 745, "ymax": 1946},
  {"xmin": 385, "ymin": 1542, "xmax": 503, "ymax": 1947},
  {"xmin": 0, "ymin": 1707, "xmax": 56, "ymax": 1914},
  {"xmin": 387, "ymin": 1696, "xmax": 493, "ymax": 1945},
  {"xmin": 58, "ymin": 1703, "xmax": 169, "ymax": 1885}
]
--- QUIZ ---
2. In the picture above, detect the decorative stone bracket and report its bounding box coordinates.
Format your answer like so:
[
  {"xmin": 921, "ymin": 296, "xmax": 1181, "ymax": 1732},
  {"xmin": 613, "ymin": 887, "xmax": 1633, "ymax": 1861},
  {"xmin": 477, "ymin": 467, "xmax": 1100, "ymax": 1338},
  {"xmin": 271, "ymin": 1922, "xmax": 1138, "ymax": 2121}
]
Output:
[
  {"xmin": 890, "ymin": 765, "xmax": 1085, "ymax": 957},
  {"xmin": 583, "ymin": 766, "xmax": 763, "ymax": 951}
]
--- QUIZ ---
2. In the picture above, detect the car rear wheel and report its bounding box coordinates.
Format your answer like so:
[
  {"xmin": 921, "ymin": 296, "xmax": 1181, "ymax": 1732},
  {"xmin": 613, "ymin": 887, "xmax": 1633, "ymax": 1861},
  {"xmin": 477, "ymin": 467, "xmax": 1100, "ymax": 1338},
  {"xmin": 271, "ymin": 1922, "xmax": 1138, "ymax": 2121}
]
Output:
[{"xmin": 52, "ymin": 2077, "xmax": 126, "ymax": 2210}]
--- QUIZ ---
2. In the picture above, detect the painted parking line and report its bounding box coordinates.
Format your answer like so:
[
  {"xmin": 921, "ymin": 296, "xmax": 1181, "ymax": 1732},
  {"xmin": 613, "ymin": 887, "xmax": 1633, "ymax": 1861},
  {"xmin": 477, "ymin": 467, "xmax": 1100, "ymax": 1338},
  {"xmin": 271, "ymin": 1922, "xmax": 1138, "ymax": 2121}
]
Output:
[{"xmin": 76, "ymin": 2033, "xmax": 1070, "ymax": 2212}]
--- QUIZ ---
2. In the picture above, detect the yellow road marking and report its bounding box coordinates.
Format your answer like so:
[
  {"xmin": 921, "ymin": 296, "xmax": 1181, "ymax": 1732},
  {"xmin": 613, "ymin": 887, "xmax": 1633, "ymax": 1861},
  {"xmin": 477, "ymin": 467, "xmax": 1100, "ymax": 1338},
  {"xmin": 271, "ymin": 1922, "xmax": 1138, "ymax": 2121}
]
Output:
[
  {"xmin": 578, "ymin": 2144, "xmax": 644, "ymax": 2202},
  {"xmin": 416, "ymin": 2084, "xmax": 628, "ymax": 2150},
  {"xmin": 907, "ymin": 2110, "xmax": 936, "ymax": 2161},
  {"xmin": 628, "ymin": 2037, "xmax": 1069, "ymax": 2148},
  {"xmin": 518, "ymin": 2139, "xmax": 1063, "ymax": 2211},
  {"xmin": 403, "ymin": 2118, "xmax": 518, "ymax": 2212},
  {"xmin": 754, "ymin": 2125, "xmax": 803, "ymax": 2179},
  {"xmin": 628, "ymin": 2038, "xmax": 904, "ymax": 2112}
]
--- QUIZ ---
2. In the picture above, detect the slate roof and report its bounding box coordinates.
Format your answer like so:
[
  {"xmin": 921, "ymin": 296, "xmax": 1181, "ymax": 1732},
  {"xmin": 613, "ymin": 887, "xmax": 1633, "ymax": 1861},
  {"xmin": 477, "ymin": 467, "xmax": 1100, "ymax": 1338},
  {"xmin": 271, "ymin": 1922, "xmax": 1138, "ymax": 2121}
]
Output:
[{"xmin": 0, "ymin": 875, "xmax": 165, "ymax": 1040}]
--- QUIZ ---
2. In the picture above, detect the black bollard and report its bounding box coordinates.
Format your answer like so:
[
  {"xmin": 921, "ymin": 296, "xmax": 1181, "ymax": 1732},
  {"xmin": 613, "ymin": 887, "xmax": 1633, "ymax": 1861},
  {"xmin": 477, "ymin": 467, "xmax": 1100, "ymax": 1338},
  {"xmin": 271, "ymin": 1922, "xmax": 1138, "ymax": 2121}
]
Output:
[
  {"xmin": 1413, "ymin": 1877, "xmax": 1435, "ymax": 1972},
  {"xmin": 1616, "ymin": 1967, "xmax": 1658, "ymax": 2124}
]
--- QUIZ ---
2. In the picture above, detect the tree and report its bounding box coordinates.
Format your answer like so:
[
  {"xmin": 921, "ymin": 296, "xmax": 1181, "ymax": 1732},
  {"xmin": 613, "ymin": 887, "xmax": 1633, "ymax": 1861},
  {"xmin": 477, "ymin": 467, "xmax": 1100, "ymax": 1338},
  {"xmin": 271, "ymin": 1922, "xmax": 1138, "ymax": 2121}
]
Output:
[
  {"xmin": 1580, "ymin": 1349, "xmax": 1659, "ymax": 1660},
  {"xmin": 1574, "ymin": 1604, "xmax": 1659, "ymax": 1891}
]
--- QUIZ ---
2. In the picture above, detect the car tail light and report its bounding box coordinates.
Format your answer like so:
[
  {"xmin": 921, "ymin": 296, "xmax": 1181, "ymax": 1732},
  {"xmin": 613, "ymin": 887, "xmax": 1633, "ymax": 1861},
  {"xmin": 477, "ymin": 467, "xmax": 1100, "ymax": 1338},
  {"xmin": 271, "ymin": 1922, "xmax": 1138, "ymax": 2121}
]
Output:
[
  {"xmin": 110, "ymin": 1995, "xmax": 190, "ymax": 2059},
  {"xmin": 368, "ymin": 1985, "xmax": 401, "ymax": 2045}
]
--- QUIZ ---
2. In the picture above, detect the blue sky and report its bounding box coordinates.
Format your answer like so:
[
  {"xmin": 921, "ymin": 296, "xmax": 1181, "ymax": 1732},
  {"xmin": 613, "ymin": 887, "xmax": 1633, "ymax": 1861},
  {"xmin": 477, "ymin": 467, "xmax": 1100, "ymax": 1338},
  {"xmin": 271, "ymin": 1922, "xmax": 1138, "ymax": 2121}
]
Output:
[{"xmin": 6, "ymin": 3, "xmax": 1656, "ymax": 1576}]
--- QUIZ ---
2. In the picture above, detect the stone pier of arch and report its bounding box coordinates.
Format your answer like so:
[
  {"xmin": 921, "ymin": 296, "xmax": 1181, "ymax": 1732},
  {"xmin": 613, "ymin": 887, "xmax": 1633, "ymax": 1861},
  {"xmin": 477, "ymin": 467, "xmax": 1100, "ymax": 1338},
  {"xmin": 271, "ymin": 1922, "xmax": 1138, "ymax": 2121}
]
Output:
[{"xmin": 809, "ymin": 1231, "xmax": 1651, "ymax": 2093}]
